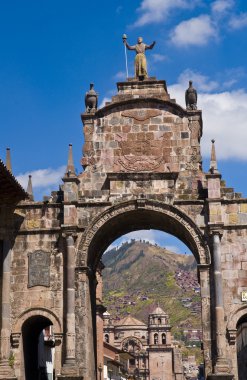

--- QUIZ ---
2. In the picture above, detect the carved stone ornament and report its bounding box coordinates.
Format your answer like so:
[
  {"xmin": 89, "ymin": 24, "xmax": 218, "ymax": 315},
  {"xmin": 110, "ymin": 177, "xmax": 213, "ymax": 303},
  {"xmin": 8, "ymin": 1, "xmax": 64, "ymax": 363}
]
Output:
[
  {"xmin": 118, "ymin": 139, "xmax": 163, "ymax": 171},
  {"xmin": 122, "ymin": 109, "xmax": 162, "ymax": 124},
  {"xmin": 28, "ymin": 250, "xmax": 50, "ymax": 287},
  {"xmin": 185, "ymin": 81, "xmax": 197, "ymax": 110},
  {"xmin": 122, "ymin": 337, "xmax": 142, "ymax": 353},
  {"xmin": 227, "ymin": 329, "xmax": 237, "ymax": 345},
  {"xmin": 85, "ymin": 83, "xmax": 98, "ymax": 113},
  {"xmin": 11, "ymin": 332, "xmax": 21, "ymax": 348}
]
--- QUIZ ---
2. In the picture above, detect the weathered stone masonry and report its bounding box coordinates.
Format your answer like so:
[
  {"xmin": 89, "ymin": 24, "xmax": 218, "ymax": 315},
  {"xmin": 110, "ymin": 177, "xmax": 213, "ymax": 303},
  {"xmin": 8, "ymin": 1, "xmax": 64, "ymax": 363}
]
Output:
[{"xmin": 1, "ymin": 77, "xmax": 247, "ymax": 380}]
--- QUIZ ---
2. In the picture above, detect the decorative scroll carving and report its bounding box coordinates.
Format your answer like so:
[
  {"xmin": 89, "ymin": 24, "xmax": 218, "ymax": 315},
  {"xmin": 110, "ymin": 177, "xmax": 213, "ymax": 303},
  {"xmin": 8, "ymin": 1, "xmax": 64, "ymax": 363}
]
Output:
[
  {"xmin": 122, "ymin": 109, "xmax": 161, "ymax": 124},
  {"xmin": 28, "ymin": 250, "xmax": 50, "ymax": 287}
]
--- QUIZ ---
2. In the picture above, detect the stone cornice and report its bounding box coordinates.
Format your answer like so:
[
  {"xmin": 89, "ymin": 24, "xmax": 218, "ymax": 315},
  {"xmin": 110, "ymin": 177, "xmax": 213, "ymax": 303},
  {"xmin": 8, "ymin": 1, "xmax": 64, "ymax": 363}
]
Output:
[{"xmin": 94, "ymin": 97, "xmax": 202, "ymax": 119}]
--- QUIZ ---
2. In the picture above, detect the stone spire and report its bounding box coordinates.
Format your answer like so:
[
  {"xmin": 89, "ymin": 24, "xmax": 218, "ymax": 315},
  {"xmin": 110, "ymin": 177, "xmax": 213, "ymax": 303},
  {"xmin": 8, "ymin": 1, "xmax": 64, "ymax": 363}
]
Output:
[
  {"xmin": 209, "ymin": 139, "xmax": 218, "ymax": 174},
  {"xmin": 27, "ymin": 175, "xmax": 34, "ymax": 201},
  {"xmin": 65, "ymin": 144, "xmax": 76, "ymax": 176},
  {"xmin": 6, "ymin": 147, "xmax": 12, "ymax": 173}
]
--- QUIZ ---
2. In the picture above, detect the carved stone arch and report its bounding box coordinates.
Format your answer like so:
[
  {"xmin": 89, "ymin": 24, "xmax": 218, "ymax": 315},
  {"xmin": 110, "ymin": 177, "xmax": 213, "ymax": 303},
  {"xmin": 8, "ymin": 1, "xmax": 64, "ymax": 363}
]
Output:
[
  {"xmin": 77, "ymin": 199, "xmax": 210, "ymax": 268},
  {"xmin": 13, "ymin": 307, "xmax": 62, "ymax": 335},
  {"xmin": 227, "ymin": 305, "xmax": 247, "ymax": 331}
]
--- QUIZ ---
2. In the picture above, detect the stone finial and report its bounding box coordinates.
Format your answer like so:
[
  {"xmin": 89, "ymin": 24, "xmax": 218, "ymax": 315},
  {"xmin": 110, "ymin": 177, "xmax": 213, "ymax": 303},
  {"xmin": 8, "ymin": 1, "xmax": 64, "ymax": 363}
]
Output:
[
  {"xmin": 6, "ymin": 147, "xmax": 12, "ymax": 173},
  {"xmin": 85, "ymin": 83, "xmax": 98, "ymax": 113},
  {"xmin": 65, "ymin": 144, "xmax": 76, "ymax": 177},
  {"xmin": 27, "ymin": 175, "xmax": 34, "ymax": 201},
  {"xmin": 185, "ymin": 80, "xmax": 197, "ymax": 110},
  {"xmin": 209, "ymin": 139, "xmax": 219, "ymax": 174}
]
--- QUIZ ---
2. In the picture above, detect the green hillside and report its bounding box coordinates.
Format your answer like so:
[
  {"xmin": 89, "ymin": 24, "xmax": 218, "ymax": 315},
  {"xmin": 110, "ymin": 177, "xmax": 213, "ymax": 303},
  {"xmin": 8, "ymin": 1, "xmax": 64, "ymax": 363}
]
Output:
[{"xmin": 102, "ymin": 240, "xmax": 202, "ymax": 335}]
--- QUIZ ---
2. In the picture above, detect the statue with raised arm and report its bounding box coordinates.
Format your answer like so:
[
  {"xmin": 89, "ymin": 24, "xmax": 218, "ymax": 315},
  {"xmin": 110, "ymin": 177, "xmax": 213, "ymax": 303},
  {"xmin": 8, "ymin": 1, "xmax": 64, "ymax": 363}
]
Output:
[{"xmin": 123, "ymin": 36, "xmax": 156, "ymax": 80}]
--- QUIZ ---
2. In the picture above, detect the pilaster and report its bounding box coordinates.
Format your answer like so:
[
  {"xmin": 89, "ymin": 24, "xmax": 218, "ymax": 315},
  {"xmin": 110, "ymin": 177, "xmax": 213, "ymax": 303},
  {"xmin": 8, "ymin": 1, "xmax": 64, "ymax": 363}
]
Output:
[
  {"xmin": 75, "ymin": 266, "xmax": 96, "ymax": 380},
  {"xmin": 60, "ymin": 232, "xmax": 77, "ymax": 376},
  {"xmin": 0, "ymin": 240, "xmax": 16, "ymax": 379}
]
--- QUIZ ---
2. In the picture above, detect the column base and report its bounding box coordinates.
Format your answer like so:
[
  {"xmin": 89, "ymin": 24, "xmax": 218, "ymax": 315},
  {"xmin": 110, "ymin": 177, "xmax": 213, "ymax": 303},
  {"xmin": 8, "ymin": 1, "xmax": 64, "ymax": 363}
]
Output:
[
  {"xmin": 59, "ymin": 363, "xmax": 80, "ymax": 377},
  {"xmin": 0, "ymin": 362, "xmax": 16, "ymax": 379},
  {"xmin": 214, "ymin": 357, "xmax": 232, "ymax": 375}
]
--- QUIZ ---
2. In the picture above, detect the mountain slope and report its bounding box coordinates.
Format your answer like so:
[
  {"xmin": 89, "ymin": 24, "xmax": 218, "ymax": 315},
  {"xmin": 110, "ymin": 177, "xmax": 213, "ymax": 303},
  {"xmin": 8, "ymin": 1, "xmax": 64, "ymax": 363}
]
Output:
[{"xmin": 102, "ymin": 240, "xmax": 201, "ymax": 332}]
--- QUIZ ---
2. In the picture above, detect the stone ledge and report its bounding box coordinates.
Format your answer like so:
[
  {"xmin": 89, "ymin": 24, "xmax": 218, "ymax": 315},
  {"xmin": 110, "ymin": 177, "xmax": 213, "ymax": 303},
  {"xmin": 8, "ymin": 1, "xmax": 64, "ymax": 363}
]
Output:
[
  {"xmin": 207, "ymin": 375, "xmax": 234, "ymax": 380},
  {"xmin": 57, "ymin": 377, "xmax": 83, "ymax": 380}
]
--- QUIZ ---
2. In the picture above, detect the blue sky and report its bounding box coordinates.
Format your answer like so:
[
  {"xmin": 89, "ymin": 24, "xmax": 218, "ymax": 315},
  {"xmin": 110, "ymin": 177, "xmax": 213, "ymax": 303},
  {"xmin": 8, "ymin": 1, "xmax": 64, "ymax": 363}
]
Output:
[
  {"xmin": 105, "ymin": 230, "xmax": 192, "ymax": 255},
  {"xmin": 1, "ymin": 0, "xmax": 247, "ymax": 250}
]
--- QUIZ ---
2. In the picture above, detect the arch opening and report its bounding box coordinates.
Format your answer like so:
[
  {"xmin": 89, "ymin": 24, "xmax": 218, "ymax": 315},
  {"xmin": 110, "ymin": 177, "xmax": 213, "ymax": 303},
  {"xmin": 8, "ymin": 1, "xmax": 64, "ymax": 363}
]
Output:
[
  {"xmin": 237, "ymin": 314, "xmax": 247, "ymax": 380},
  {"xmin": 22, "ymin": 315, "xmax": 53, "ymax": 380},
  {"xmin": 83, "ymin": 203, "xmax": 209, "ymax": 269},
  {"xmin": 100, "ymin": 228, "xmax": 204, "ymax": 380},
  {"xmin": 81, "ymin": 202, "xmax": 210, "ymax": 380}
]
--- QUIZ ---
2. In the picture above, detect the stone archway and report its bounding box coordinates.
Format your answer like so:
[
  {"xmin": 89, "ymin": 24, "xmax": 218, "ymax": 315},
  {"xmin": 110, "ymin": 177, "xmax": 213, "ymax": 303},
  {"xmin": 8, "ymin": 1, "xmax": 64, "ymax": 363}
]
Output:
[
  {"xmin": 227, "ymin": 306, "xmax": 247, "ymax": 379},
  {"xmin": 75, "ymin": 199, "xmax": 212, "ymax": 379},
  {"xmin": 78, "ymin": 199, "xmax": 210, "ymax": 267},
  {"xmin": 11, "ymin": 308, "xmax": 62, "ymax": 380}
]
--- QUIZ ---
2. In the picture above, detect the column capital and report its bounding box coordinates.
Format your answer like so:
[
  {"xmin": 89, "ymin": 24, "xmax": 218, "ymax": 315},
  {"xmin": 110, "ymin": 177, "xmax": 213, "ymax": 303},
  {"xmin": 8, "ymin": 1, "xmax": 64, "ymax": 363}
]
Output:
[
  {"xmin": 207, "ymin": 223, "xmax": 224, "ymax": 238},
  {"xmin": 197, "ymin": 264, "xmax": 211, "ymax": 271},
  {"xmin": 75, "ymin": 265, "xmax": 93, "ymax": 276},
  {"xmin": 62, "ymin": 230, "xmax": 78, "ymax": 240}
]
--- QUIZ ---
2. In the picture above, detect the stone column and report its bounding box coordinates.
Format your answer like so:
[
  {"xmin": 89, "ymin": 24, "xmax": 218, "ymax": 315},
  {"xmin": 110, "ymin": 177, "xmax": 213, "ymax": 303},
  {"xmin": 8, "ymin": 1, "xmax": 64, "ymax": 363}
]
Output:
[
  {"xmin": 95, "ymin": 263, "xmax": 106, "ymax": 380},
  {"xmin": 75, "ymin": 266, "xmax": 96, "ymax": 379},
  {"xmin": 0, "ymin": 240, "xmax": 16, "ymax": 379},
  {"xmin": 209, "ymin": 232, "xmax": 233, "ymax": 379},
  {"xmin": 198, "ymin": 265, "xmax": 212, "ymax": 377},
  {"xmin": 64, "ymin": 234, "xmax": 76, "ymax": 366}
]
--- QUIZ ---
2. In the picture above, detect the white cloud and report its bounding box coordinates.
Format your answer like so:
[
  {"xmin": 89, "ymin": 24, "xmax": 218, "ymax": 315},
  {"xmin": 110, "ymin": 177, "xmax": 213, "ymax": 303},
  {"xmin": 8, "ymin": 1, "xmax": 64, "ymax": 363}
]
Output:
[
  {"xmin": 211, "ymin": 0, "xmax": 234, "ymax": 15},
  {"xmin": 229, "ymin": 12, "xmax": 247, "ymax": 29},
  {"xmin": 177, "ymin": 69, "xmax": 219, "ymax": 92},
  {"xmin": 170, "ymin": 15, "xmax": 217, "ymax": 47},
  {"xmin": 169, "ymin": 73, "xmax": 247, "ymax": 160},
  {"xmin": 17, "ymin": 165, "xmax": 66, "ymax": 190},
  {"xmin": 151, "ymin": 53, "xmax": 168, "ymax": 63},
  {"xmin": 133, "ymin": 0, "xmax": 194, "ymax": 27},
  {"xmin": 99, "ymin": 97, "xmax": 111, "ymax": 109},
  {"xmin": 165, "ymin": 245, "xmax": 187, "ymax": 254},
  {"xmin": 114, "ymin": 71, "xmax": 127, "ymax": 81}
]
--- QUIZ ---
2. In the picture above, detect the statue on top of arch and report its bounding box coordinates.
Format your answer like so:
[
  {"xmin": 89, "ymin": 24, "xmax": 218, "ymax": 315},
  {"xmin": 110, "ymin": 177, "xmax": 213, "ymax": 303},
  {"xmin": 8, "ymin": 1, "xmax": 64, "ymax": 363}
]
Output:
[{"xmin": 123, "ymin": 35, "xmax": 156, "ymax": 81}]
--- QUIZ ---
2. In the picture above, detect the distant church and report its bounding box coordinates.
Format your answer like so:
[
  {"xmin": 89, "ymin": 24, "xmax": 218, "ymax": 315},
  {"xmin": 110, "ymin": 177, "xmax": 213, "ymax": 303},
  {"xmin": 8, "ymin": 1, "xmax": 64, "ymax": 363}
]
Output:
[{"xmin": 102, "ymin": 307, "xmax": 184, "ymax": 380}]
